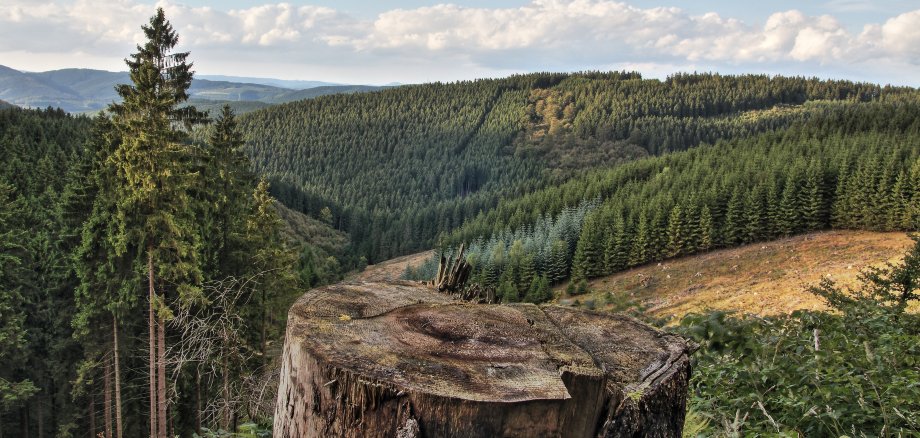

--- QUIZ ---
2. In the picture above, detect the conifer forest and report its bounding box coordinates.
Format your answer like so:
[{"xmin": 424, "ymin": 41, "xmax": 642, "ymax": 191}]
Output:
[{"xmin": 1, "ymin": 6, "xmax": 919, "ymax": 438}]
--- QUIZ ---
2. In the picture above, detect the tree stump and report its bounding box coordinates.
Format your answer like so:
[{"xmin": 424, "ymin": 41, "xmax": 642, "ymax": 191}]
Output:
[{"xmin": 274, "ymin": 281, "xmax": 692, "ymax": 437}]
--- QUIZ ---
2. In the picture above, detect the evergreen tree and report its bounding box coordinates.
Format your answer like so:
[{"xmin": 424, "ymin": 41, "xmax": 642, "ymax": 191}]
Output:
[
  {"xmin": 572, "ymin": 215, "xmax": 603, "ymax": 280},
  {"xmin": 524, "ymin": 275, "xmax": 552, "ymax": 304},
  {"xmin": 518, "ymin": 254, "xmax": 537, "ymax": 296},
  {"xmin": 106, "ymin": 9, "xmax": 206, "ymax": 437},
  {"xmin": 200, "ymin": 105, "xmax": 252, "ymax": 279},
  {"xmin": 699, "ymin": 205, "xmax": 714, "ymax": 251},
  {"xmin": 888, "ymin": 171, "xmax": 911, "ymax": 230},
  {"xmin": 909, "ymin": 159, "xmax": 920, "ymax": 230},
  {"xmin": 743, "ymin": 185, "xmax": 764, "ymax": 244},
  {"xmin": 683, "ymin": 201, "xmax": 701, "ymax": 253},
  {"xmin": 498, "ymin": 269, "xmax": 518, "ymax": 303},
  {"xmin": 723, "ymin": 188, "xmax": 745, "ymax": 245},
  {"xmin": 765, "ymin": 178, "xmax": 783, "ymax": 239},
  {"xmin": 0, "ymin": 183, "xmax": 39, "ymax": 414},
  {"xmin": 778, "ymin": 178, "xmax": 800, "ymax": 236},
  {"xmin": 800, "ymin": 161, "xmax": 826, "ymax": 231},
  {"xmin": 629, "ymin": 212, "xmax": 651, "ymax": 266},
  {"xmin": 546, "ymin": 240, "xmax": 569, "ymax": 283},
  {"xmin": 666, "ymin": 205, "xmax": 685, "ymax": 257}
]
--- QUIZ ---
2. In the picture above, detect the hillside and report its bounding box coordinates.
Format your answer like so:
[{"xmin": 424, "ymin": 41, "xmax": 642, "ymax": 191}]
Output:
[
  {"xmin": 559, "ymin": 231, "xmax": 915, "ymax": 318},
  {"xmin": 0, "ymin": 65, "xmax": 383, "ymax": 113},
  {"xmin": 240, "ymin": 72, "xmax": 911, "ymax": 263},
  {"xmin": 353, "ymin": 250, "xmax": 434, "ymax": 282},
  {"xmin": 0, "ymin": 99, "xmax": 13, "ymax": 109}
]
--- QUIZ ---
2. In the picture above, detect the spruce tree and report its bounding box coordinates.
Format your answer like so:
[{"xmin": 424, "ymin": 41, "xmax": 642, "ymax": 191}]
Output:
[
  {"xmin": 200, "ymin": 105, "xmax": 252, "ymax": 279},
  {"xmin": 546, "ymin": 240, "xmax": 569, "ymax": 283},
  {"xmin": 888, "ymin": 171, "xmax": 910, "ymax": 230},
  {"xmin": 572, "ymin": 216, "xmax": 603, "ymax": 280},
  {"xmin": 909, "ymin": 159, "xmax": 920, "ymax": 230},
  {"xmin": 765, "ymin": 178, "xmax": 782, "ymax": 239},
  {"xmin": 800, "ymin": 161, "xmax": 825, "ymax": 231},
  {"xmin": 629, "ymin": 212, "xmax": 651, "ymax": 267},
  {"xmin": 0, "ymin": 183, "xmax": 39, "ymax": 414},
  {"xmin": 743, "ymin": 185, "xmax": 764, "ymax": 244},
  {"xmin": 107, "ymin": 9, "xmax": 205, "ymax": 437},
  {"xmin": 723, "ymin": 188, "xmax": 745, "ymax": 245},
  {"xmin": 778, "ymin": 178, "xmax": 800, "ymax": 236},
  {"xmin": 666, "ymin": 205, "xmax": 685, "ymax": 257},
  {"xmin": 699, "ymin": 205, "xmax": 714, "ymax": 251}
]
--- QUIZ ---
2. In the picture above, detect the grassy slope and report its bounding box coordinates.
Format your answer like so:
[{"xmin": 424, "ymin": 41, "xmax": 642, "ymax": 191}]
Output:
[
  {"xmin": 557, "ymin": 230, "xmax": 914, "ymax": 319},
  {"xmin": 353, "ymin": 250, "xmax": 434, "ymax": 282}
]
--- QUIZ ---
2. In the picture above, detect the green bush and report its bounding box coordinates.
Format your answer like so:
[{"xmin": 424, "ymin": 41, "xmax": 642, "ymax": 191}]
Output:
[{"xmin": 678, "ymin": 236, "xmax": 920, "ymax": 436}]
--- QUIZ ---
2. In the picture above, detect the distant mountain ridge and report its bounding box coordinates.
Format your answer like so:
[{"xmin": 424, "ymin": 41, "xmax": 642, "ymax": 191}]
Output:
[
  {"xmin": 196, "ymin": 74, "xmax": 341, "ymax": 89},
  {"xmin": 0, "ymin": 65, "xmax": 389, "ymax": 113}
]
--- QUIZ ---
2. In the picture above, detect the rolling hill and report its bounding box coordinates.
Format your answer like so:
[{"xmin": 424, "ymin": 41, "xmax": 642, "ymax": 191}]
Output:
[
  {"xmin": 0, "ymin": 65, "xmax": 387, "ymax": 113},
  {"xmin": 239, "ymin": 72, "xmax": 918, "ymax": 263}
]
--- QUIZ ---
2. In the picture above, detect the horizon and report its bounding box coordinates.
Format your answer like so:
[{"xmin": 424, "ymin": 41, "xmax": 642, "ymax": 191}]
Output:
[
  {"xmin": 2, "ymin": 0, "xmax": 919, "ymax": 87},
  {"xmin": 3, "ymin": 63, "xmax": 919, "ymax": 90}
]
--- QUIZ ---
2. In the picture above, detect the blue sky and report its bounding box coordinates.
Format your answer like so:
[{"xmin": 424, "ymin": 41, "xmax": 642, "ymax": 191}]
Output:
[{"xmin": 2, "ymin": 0, "xmax": 919, "ymax": 86}]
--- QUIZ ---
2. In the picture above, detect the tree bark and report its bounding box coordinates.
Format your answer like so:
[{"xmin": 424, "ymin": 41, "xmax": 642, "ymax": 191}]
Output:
[
  {"xmin": 222, "ymin": 349, "xmax": 230, "ymax": 430},
  {"xmin": 89, "ymin": 394, "xmax": 95, "ymax": 438},
  {"xmin": 104, "ymin": 359, "xmax": 112, "ymax": 438},
  {"xmin": 261, "ymin": 289, "xmax": 267, "ymax": 364},
  {"xmin": 157, "ymin": 311, "xmax": 167, "ymax": 438},
  {"xmin": 274, "ymin": 281, "xmax": 692, "ymax": 437},
  {"xmin": 148, "ymin": 250, "xmax": 157, "ymax": 438},
  {"xmin": 36, "ymin": 399, "xmax": 43, "ymax": 438},
  {"xmin": 113, "ymin": 315, "xmax": 123, "ymax": 438},
  {"xmin": 195, "ymin": 369, "xmax": 202, "ymax": 436}
]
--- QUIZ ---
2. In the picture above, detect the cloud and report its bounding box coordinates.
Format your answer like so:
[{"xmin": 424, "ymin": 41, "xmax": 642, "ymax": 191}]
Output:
[{"xmin": 0, "ymin": 0, "xmax": 918, "ymax": 84}]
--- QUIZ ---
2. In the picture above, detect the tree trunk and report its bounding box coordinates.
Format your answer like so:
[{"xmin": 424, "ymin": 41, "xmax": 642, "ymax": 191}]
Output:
[
  {"xmin": 36, "ymin": 399, "xmax": 43, "ymax": 438},
  {"xmin": 261, "ymin": 289, "xmax": 267, "ymax": 364},
  {"xmin": 147, "ymin": 250, "xmax": 157, "ymax": 438},
  {"xmin": 104, "ymin": 359, "xmax": 113, "ymax": 438},
  {"xmin": 222, "ymin": 350, "xmax": 230, "ymax": 430},
  {"xmin": 113, "ymin": 315, "xmax": 123, "ymax": 438},
  {"xmin": 274, "ymin": 281, "xmax": 692, "ymax": 437},
  {"xmin": 157, "ymin": 311, "xmax": 167, "ymax": 438},
  {"xmin": 195, "ymin": 369, "xmax": 202, "ymax": 436},
  {"xmin": 89, "ymin": 394, "xmax": 95, "ymax": 438},
  {"xmin": 19, "ymin": 407, "xmax": 28, "ymax": 438}
]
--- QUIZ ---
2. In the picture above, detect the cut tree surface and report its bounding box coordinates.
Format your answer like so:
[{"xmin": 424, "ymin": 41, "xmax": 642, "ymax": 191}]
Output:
[{"xmin": 274, "ymin": 281, "xmax": 691, "ymax": 437}]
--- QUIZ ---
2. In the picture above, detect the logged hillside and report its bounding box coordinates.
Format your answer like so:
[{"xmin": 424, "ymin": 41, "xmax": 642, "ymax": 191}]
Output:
[
  {"xmin": 239, "ymin": 72, "xmax": 913, "ymax": 262},
  {"xmin": 559, "ymin": 231, "xmax": 915, "ymax": 318},
  {"xmin": 434, "ymin": 101, "xmax": 920, "ymax": 304}
]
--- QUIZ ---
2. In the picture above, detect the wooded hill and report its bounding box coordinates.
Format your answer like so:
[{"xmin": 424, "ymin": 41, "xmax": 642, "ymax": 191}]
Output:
[
  {"xmin": 0, "ymin": 64, "xmax": 386, "ymax": 114},
  {"xmin": 239, "ymin": 72, "xmax": 918, "ymax": 264},
  {"xmin": 426, "ymin": 101, "xmax": 920, "ymax": 303}
]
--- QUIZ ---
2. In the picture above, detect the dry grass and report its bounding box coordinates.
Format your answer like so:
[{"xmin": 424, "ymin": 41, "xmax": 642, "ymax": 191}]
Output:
[
  {"xmin": 353, "ymin": 250, "xmax": 434, "ymax": 282},
  {"xmin": 557, "ymin": 230, "xmax": 914, "ymax": 319}
]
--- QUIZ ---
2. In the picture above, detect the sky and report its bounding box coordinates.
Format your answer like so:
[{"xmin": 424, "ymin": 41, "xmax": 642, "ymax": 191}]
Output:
[{"xmin": 2, "ymin": 0, "xmax": 919, "ymax": 86}]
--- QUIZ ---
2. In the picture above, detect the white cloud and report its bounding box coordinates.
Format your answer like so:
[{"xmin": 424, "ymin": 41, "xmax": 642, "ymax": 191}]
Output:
[{"xmin": 0, "ymin": 0, "xmax": 918, "ymax": 84}]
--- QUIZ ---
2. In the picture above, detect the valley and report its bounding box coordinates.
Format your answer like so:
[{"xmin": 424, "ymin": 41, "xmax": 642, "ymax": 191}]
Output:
[{"xmin": 1, "ymin": 4, "xmax": 919, "ymax": 437}]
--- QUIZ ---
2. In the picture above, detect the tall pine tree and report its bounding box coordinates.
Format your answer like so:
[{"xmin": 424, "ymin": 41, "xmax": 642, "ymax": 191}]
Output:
[{"xmin": 107, "ymin": 9, "xmax": 206, "ymax": 437}]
